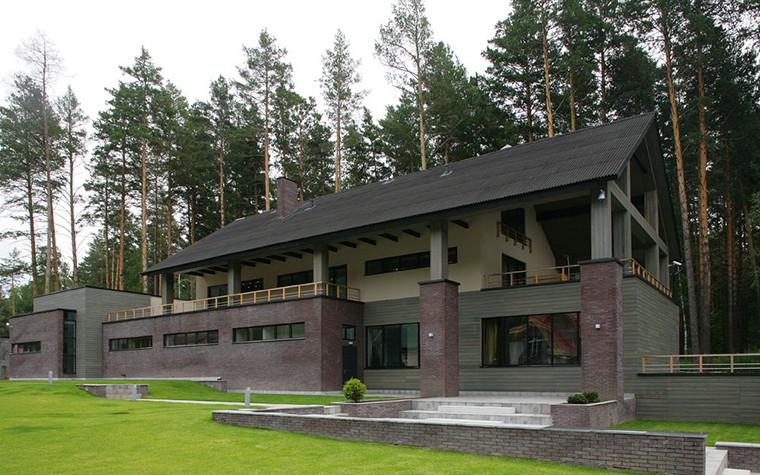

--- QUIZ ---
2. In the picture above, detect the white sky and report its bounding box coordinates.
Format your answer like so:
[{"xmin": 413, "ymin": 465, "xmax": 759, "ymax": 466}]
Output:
[{"xmin": 0, "ymin": 0, "xmax": 511, "ymax": 274}]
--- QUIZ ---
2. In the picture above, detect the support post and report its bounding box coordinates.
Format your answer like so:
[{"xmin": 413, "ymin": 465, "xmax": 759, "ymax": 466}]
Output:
[
  {"xmin": 430, "ymin": 220, "xmax": 448, "ymax": 280},
  {"xmin": 161, "ymin": 273, "xmax": 175, "ymax": 308},
  {"xmin": 245, "ymin": 387, "xmax": 251, "ymax": 408},
  {"xmin": 228, "ymin": 259, "xmax": 242, "ymax": 295},
  {"xmin": 591, "ymin": 185, "xmax": 613, "ymax": 259},
  {"xmin": 613, "ymin": 211, "xmax": 632, "ymax": 259},
  {"xmin": 419, "ymin": 279, "xmax": 459, "ymax": 397},
  {"xmin": 313, "ymin": 243, "xmax": 329, "ymax": 284},
  {"xmin": 580, "ymin": 258, "xmax": 624, "ymax": 403}
]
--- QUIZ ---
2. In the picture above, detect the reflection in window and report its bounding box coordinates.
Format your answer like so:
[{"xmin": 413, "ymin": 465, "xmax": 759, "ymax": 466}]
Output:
[
  {"xmin": 365, "ymin": 323, "xmax": 419, "ymax": 369},
  {"xmin": 233, "ymin": 323, "xmax": 305, "ymax": 343},
  {"xmin": 482, "ymin": 313, "xmax": 579, "ymax": 366}
]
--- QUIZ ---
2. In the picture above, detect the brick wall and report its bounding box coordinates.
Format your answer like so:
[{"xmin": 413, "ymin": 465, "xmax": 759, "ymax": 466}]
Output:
[
  {"xmin": 102, "ymin": 297, "xmax": 363, "ymax": 391},
  {"xmin": 212, "ymin": 411, "xmax": 706, "ymax": 475},
  {"xmin": 0, "ymin": 339, "xmax": 9, "ymax": 380},
  {"xmin": 9, "ymin": 310, "xmax": 65, "ymax": 378},
  {"xmin": 551, "ymin": 397, "xmax": 635, "ymax": 428},
  {"xmin": 419, "ymin": 280, "xmax": 459, "ymax": 397},
  {"xmin": 715, "ymin": 442, "xmax": 760, "ymax": 472},
  {"xmin": 199, "ymin": 380, "xmax": 228, "ymax": 392},
  {"xmin": 335, "ymin": 399, "xmax": 413, "ymax": 418}
]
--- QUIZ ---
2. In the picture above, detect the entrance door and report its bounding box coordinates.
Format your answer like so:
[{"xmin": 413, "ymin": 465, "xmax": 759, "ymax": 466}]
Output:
[{"xmin": 342, "ymin": 345, "xmax": 358, "ymax": 384}]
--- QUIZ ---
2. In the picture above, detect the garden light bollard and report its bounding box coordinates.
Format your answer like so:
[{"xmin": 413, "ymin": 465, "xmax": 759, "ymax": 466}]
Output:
[
  {"xmin": 48, "ymin": 371, "xmax": 53, "ymax": 385},
  {"xmin": 131, "ymin": 384, "xmax": 138, "ymax": 402},
  {"xmin": 245, "ymin": 387, "xmax": 251, "ymax": 408}
]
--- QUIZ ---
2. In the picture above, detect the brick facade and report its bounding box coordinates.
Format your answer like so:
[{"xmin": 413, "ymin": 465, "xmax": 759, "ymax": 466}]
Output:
[
  {"xmin": 419, "ymin": 279, "xmax": 459, "ymax": 397},
  {"xmin": 715, "ymin": 442, "xmax": 760, "ymax": 472},
  {"xmin": 334, "ymin": 399, "xmax": 414, "ymax": 418},
  {"xmin": 213, "ymin": 410, "xmax": 706, "ymax": 475},
  {"xmin": 102, "ymin": 297, "xmax": 363, "ymax": 391},
  {"xmin": 551, "ymin": 397, "xmax": 635, "ymax": 428},
  {"xmin": 9, "ymin": 310, "xmax": 66, "ymax": 378},
  {"xmin": 580, "ymin": 259, "xmax": 624, "ymax": 402}
]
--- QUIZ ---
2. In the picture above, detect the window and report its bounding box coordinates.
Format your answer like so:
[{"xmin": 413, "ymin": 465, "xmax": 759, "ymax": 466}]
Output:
[
  {"xmin": 482, "ymin": 313, "xmax": 580, "ymax": 367},
  {"xmin": 501, "ymin": 254, "xmax": 527, "ymax": 286},
  {"xmin": 365, "ymin": 323, "xmax": 419, "ymax": 369},
  {"xmin": 342, "ymin": 325, "xmax": 356, "ymax": 341},
  {"xmin": 63, "ymin": 310, "xmax": 76, "ymax": 374},
  {"xmin": 277, "ymin": 266, "xmax": 347, "ymax": 287},
  {"xmin": 365, "ymin": 248, "xmax": 458, "ymax": 276},
  {"xmin": 233, "ymin": 323, "xmax": 305, "ymax": 343},
  {"xmin": 208, "ymin": 284, "xmax": 227, "ymax": 298},
  {"xmin": 109, "ymin": 336, "xmax": 153, "ymax": 351},
  {"xmin": 501, "ymin": 208, "xmax": 525, "ymax": 235},
  {"xmin": 164, "ymin": 330, "xmax": 219, "ymax": 347},
  {"xmin": 242, "ymin": 278, "xmax": 264, "ymax": 292},
  {"xmin": 12, "ymin": 341, "xmax": 41, "ymax": 354}
]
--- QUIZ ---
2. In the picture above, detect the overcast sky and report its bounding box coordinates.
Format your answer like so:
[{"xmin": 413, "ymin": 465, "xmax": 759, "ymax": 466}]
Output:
[{"xmin": 0, "ymin": 0, "xmax": 511, "ymax": 271}]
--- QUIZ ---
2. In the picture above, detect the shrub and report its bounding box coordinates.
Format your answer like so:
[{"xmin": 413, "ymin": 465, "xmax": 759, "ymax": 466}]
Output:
[
  {"xmin": 567, "ymin": 393, "xmax": 588, "ymax": 404},
  {"xmin": 343, "ymin": 378, "xmax": 367, "ymax": 403},
  {"xmin": 582, "ymin": 391, "xmax": 600, "ymax": 403}
]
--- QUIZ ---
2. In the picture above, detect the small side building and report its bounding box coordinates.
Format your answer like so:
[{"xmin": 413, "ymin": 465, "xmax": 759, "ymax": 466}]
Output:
[{"xmin": 0, "ymin": 338, "xmax": 9, "ymax": 380}]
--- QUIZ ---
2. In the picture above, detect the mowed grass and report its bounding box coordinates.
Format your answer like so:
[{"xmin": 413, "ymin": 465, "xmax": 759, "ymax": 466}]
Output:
[
  {"xmin": 0, "ymin": 381, "xmax": 641, "ymax": 475},
  {"xmin": 615, "ymin": 419, "xmax": 760, "ymax": 446},
  {"xmin": 83, "ymin": 379, "xmax": 358, "ymax": 405}
]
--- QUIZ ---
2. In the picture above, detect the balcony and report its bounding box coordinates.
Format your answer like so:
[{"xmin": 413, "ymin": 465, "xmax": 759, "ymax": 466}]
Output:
[{"xmin": 107, "ymin": 282, "xmax": 361, "ymax": 322}]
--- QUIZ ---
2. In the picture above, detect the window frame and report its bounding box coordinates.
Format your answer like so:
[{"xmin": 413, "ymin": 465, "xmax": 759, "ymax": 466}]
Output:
[
  {"xmin": 342, "ymin": 324, "xmax": 356, "ymax": 341},
  {"xmin": 233, "ymin": 322, "xmax": 306, "ymax": 344},
  {"xmin": 11, "ymin": 341, "xmax": 41, "ymax": 354},
  {"xmin": 365, "ymin": 323, "xmax": 420, "ymax": 369},
  {"xmin": 164, "ymin": 330, "xmax": 219, "ymax": 348},
  {"xmin": 108, "ymin": 336, "xmax": 153, "ymax": 352},
  {"xmin": 365, "ymin": 248, "xmax": 458, "ymax": 276}
]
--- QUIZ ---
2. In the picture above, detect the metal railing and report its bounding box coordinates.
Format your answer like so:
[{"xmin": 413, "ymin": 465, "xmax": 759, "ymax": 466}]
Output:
[
  {"xmin": 497, "ymin": 222, "xmax": 533, "ymax": 253},
  {"xmin": 621, "ymin": 258, "xmax": 673, "ymax": 298},
  {"xmin": 485, "ymin": 264, "xmax": 581, "ymax": 289},
  {"xmin": 107, "ymin": 282, "xmax": 361, "ymax": 322},
  {"xmin": 641, "ymin": 353, "xmax": 760, "ymax": 374}
]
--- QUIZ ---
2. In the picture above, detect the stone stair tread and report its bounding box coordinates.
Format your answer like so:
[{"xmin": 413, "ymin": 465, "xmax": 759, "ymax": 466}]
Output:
[
  {"xmin": 399, "ymin": 410, "xmax": 551, "ymax": 425},
  {"xmin": 438, "ymin": 405, "xmax": 516, "ymax": 415},
  {"xmin": 722, "ymin": 470, "xmax": 751, "ymax": 475},
  {"xmin": 705, "ymin": 447, "xmax": 728, "ymax": 475}
]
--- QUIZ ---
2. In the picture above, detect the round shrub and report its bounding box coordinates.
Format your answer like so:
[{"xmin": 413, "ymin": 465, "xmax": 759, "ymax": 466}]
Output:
[
  {"xmin": 582, "ymin": 391, "xmax": 600, "ymax": 403},
  {"xmin": 343, "ymin": 378, "xmax": 367, "ymax": 403},
  {"xmin": 567, "ymin": 393, "xmax": 588, "ymax": 404}
]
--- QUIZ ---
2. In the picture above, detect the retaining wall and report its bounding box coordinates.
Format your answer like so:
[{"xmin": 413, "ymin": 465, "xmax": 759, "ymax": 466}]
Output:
[{"xmin": 715, "ymin": 442, "xmax": 760, "ymax": 472}]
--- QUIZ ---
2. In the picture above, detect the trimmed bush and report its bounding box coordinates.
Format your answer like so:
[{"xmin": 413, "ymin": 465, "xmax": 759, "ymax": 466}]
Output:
[
  {"xmin": 582, "ymin": 391, "xmax": 600, "ymax": 403},
  {"xmin": 343, "ymin": 378, "xmax": 367, "ymax": 403},
  {"xmin": 567, "ymin": 393, "xmax": 588, "ymax": 405}
]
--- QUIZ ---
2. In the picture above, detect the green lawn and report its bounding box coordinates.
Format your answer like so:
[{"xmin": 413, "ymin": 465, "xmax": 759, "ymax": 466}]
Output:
[
  {"xmin": 0, "ymin": 380, "xmax": 639, "ymax": 475},
  {"xmin": 615, "ymin": 419, "xmax": 760, "ymax": 446},
  {"xmin": 83, "ymin": 379, "xmax": 359, "ymax": 405}
]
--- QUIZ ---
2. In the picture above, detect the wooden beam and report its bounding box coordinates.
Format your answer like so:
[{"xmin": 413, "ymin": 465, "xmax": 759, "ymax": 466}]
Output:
[
  {"xmin": 210, "ymin": 266, "xmax": 227, "ymax": 272},
  {"xmin": 608, "ymin": 181, "xmax": 667, "ymax": 252},
  {"xmin": 284, "ymin": 252, "xmax": 302, "ymax": 259},
  {"xmin": 358, "ymin": 237, "xmax": 377, "ymax": 246},
  {"xmin": 200, "ymin": 269, "xmax": 216, "ymax": 275},
  {"xmin": 536, "ymin": 204, "xmax": 589, "ymax": 222},
  {"xmin": 339, "ymin": 240, "xmax": 357, "ymax": 248},
  {"xmin": 300, "ymin": 248, "xmax": 314, "ymax": 254},
  {"xmin": 267, "ymin": 255, "xmax": 286, "ymax": 262},
  {"xmin": 402, "ymin": 229, "xmax": 420, "ymax": 238},
  {"xmin": 241, "ymin": 261, "xmax": 257, "ymax": 268},
  {"xmin": 329, "ymin": 245, "xmax": 338, "ymax": 252},
  {"xmin": 253, "ymin": 258, "xmax": 271, "ymax": 265},
  {"xmin": 186, "ymin": 271, "xmax": 204, "ymax": 277},
  {"xmin": 380, "ymin": 233, "xmax": 398, "ymax": 242},
  {"xmin": 452, "ymin": 219, "xmax": 469, "ymax": 229}
]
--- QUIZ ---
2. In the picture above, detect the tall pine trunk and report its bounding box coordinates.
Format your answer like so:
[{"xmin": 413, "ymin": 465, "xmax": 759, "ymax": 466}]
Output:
[
  {"xmin": 540, "ymin": 0, "xmax": 554, "ymax": 137},
  {"xmin": 336, "ymin": 103, "xmax": 342, "ymax": 192},
  {"xmin": 26, "ymin": 173, "xmax": 38, "ymax": 296},
  {"xmin": 725, "ymin": 149, "xmax": 734, "ymax": 352},
  {"xmin": 569, "ymin": 64, "xmax": 577, "ymax": 132},
  {"xmin": 140, "ymin": 126, "xmax": 148, "ymax": 293},
  {"xmin": 696, "ymin": 48, "xmax": 712, "ymax": 353},
  {"xmin": 264, "ymin": 82, "xmax": 271, "ymax": 212},
  {"xmin": 219, "ymin": 144, "xmax": 225, "ymax": 227},
  {"xmin": 118, "ymin": 149, "xmax": 126, "ymax": 290},
  {"xmin": 68, "ymin": 130, "xmax": 78, "ymax": 284},
  {"xmin": 741, "ymin": 189, "xmax": 760, "ymax": 330}
]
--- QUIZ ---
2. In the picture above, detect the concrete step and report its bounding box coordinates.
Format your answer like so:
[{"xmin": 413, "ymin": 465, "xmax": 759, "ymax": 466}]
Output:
[
  {"xmin": 399, "ymin": 410, "xmax": 552, "ymax": 425},
  {"xmin": 438, "ymin": 405, "xmax": 515, "ymax": 415},
  {"xmin": 418, "ymin": 418, "xmax": 550, "ymax": 429},
  {"xmin": 323, "ymin": 406, "xmax": 342, "ymax": 415},
  {"xmin": 706, "ymin": 447, "xmax": 728, "ymax": 475},
  {"xmin": 412, "ymin": 400, "xmax": 551, "ymax": 415},
  {"xmin": 721, "ymin": 469, "xmax": 751, "ymax": 475}
]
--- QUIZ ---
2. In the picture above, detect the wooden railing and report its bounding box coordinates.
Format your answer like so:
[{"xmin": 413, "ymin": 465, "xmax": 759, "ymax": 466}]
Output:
[
  {"xmin": 107, "ymin": 282, "xmax": 361, "ymax": 322},
  {"xmin": 641, "ymin": 353, "xmax": 760, "ymax": 374},
  {"xmin": 485, "ymin": 264, "xmax": 580, "ymax": 289},
  {"xmin": 497, "ymin": 222, "xmax": 533, "ymax": 253},
  {"xmin": 621, "ymin": 258, "xmax": 672, "ymax": 298}
]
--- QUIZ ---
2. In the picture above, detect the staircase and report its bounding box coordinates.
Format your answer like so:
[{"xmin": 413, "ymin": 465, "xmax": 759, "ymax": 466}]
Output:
[
  {"xmin": 398, "ymin": 398, "xmax": 552, "ymax": 428},
  {"xmin": 705, "ymin": 447, "xmax": 751, "ymax": 475}
]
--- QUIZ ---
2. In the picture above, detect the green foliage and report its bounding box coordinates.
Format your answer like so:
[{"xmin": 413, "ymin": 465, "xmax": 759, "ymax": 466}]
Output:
[
  {"xmin": 343, "ymin": 378, "xmax": 367, "ymax": 402},
  {"xmin": 567, "ymin": 393, "xmax": 588, "ymax": 404},
  {"xmin": 582, "ymin": 391, "xmax": 600, "ymax": 403}
]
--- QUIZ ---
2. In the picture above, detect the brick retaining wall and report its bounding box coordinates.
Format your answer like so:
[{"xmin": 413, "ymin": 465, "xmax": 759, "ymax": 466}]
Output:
[
  {"xmin": 715, "ymin": 442, "xmax": 760, "ymax": 472},
  {"xmin": 551, "ymin": 396, "xmax": 636, "ymax": 428},
  {"xmin": 78, "ymin": 384, "xmax": 149, "ymax": 399},
  {"xmin": 334, "ymin": 399, "xmax": 414, "ymax": 418},
  {"xmin": 212, "ymin": 411, "xmax": 706, "ymax": 475}
]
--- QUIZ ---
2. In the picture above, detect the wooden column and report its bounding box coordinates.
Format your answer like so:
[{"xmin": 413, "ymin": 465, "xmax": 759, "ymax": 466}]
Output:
[
  {"xmin": 613, "ymin": 211, "xmax": 632, "ymax": 259},
  {"xmin": 227, "ymin": 259, "xmax": 241, "ymax": 295},
  {"xmin": 430, "ymin": 220, "xmax": 449, "ymax": 280},
  {"xmin": 161, "ymin": 273, "xmax": 174, "ymax": 308},
  {"xmin": 591, "ymin": 185, "xmax": 613, "ymax": 259},
  {"xmin": 313, "ymin": 242, "xmax": 329, "ymax": 283}
]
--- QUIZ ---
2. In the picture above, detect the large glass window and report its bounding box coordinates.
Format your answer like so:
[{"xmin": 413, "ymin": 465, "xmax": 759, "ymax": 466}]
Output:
[
  {"xmin": 12, "ymin": 341, "xmax": 41, "ymax": 354},
  {"xmin": 277, "ymin": 265, "xmax": 347, "ymax": 287},
  {"xmin": 164, "ymin": 330, "xmax": 219, "ymax": 347},
  {"xmin": 109, "ymin": 336, "xmax": 153, "ymax": 351},
  {"xmin": 233, "ymin": 323, "xmax": 305, "ymax": 343},
  {"xmin": 62, "ymin": 310, "xmax": 76, "ymax": 374},
  {"xmin": 365, "ymin": 323, "xmax": 419, "ymax": 369},
  {"xmin": 482, "ymin": 313, "xmax": 579, "ymax": 367},
  {"xmin": 365, "ymin": 248, "xmax": 457, "ymax": 276}
]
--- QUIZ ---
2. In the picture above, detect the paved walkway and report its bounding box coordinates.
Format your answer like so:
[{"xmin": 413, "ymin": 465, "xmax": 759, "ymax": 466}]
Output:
[{"xmin": 137, "ymin": 398, "xmax": 295, "ymax": 409}]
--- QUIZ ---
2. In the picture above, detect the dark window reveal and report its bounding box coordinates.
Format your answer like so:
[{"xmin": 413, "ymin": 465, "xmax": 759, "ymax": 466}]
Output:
[
  {"xmin": 233, "ymin": 323, "xmax": 305, "ymax": 343},
  {"xmin": 12, "ymin": 341, "xmax": 41, "ymax": 354},
  {"xmin": 277, "ymin": 265, "xmax": 347, "ymax": 287},
  {"xmin": 109, "ymin": 336, "xmax": 153, "ymax": 351},
  {"xmin": 365, "ymin": 248, "xmax": 457, "ymax": 276},
  {"xmin": 482, "ymin": 313, "xmax": 580, "ymax": 367},
  {"xmin": 501, "ymin": 208, "xmax": 525, "ymax": 235},
  {"xmin": 342, "ymin": 325, "xmax": 356, "ymax": 341},
  {"xmin": 365, "ymin": 323, "xmax": 419, "ymax": 369},
  {"xmin": 62, "ymin": 310, "xmax": 76, "ymax": 374},
  {"xmin": 164, "ymin": 330, "xmax": 219, "ymax": 347}
]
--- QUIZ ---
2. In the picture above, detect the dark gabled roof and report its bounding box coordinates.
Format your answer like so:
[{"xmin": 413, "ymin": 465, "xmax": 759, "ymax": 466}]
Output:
[{"xmin": 146, "ymin": 113, "xmax": 659, "ymax": 276}]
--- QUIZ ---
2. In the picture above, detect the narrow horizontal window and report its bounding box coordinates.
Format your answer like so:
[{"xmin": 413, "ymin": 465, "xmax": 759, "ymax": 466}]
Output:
[
  {"xmin": 164, "ymin": 330, "xmax": 219, "ymax": 347},
  {"xmin": 109, "ymin": 336, "xmax": 153, "ymax": 351},
  {"xmin": 12, "ymin": 341, "xmax": 41, "ymax": 354},
  {"xmin": 365, "ymin": 248, "xmax": 457, "ymax": 276},
  {"xmin": 233, "ymin": 322, "xmax": 306, "ymax": 343}
]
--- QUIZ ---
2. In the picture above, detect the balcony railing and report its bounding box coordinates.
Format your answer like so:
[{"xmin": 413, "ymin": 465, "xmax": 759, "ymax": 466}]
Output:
[
  {"xmin": 497, "ymin": 222, "xmax": 533, "ymax": 253},
  {"xmin": 621, "ymin": 258, "xmax": 672, "ymax": 298},
  {"xmin": 107, "ymin": 282, "xmax": 361, "ymax": 322},
  {"xmin": 641, "ymin": 353, "xmax": 760, "ymax": 374},
  {"xmin": 485, "ymin": 264, "xmax": 581, "ymax": 289}
]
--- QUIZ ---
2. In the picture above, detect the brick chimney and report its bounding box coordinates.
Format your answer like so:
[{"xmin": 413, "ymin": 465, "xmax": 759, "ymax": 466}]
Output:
[{"xmin": 277, "ymin": 177, "xmax": 298, "ymax": 218}]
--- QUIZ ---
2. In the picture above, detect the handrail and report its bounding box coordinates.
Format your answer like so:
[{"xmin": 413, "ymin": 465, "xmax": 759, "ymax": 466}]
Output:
[
  {"xmin": 496, "ymin": 222, "xmax": 533, "ymax": 253},
  {"xmin": 485, "ymin": 264, "xmax": 581, "ymax": 289},
  {"xmin": 641, "ymin": 353, "xmax": 760, "ymax": 374},
  {"xmin": 107, "ymin": 282, "xmax": 361, "ymax": 322},
  {"xmin": 621, "ymin": 258, "xmax": 673, "ymax": 298}
]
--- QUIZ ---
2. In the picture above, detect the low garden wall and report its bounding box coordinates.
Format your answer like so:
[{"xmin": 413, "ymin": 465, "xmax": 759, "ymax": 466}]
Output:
[
  {"xmin": 551, "ymin": 397, "xmax": 635, "ymax": 428},
  {"xmin": 78, "ymin": 384, "xmax": 149, "ymax": 399},
  {"xmin": 199, "ymin": 380, "xmax": 228, "ymax": 392},
  {"xmin": 715, "ymin": 442, "xmax": 760, "ymax": 472},
  {"xmin": 333, "ymin": 399, "xmax": 413, "ymax": 418},
  {"xmin": 212, "ymin": 410, "xmax": 706, "ymax": 475}
]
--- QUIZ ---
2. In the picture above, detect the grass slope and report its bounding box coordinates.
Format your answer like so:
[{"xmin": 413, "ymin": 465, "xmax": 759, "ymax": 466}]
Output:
[
  {"xmin": 1, "ymin": 381, "xmax": 637, "ymax": 475},
  {"xmin": 615, "ymin": 419, "xmax": 760, "ymax": 446}
]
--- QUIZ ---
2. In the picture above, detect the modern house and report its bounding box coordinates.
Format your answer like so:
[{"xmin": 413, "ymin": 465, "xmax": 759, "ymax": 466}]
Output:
[{"xmin": 9, "ymin": 113, "xmax": 680, "ymax": 405}]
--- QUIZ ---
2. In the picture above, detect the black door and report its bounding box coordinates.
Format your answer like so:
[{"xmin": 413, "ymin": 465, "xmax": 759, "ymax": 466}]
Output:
[{"xmin": 342, "ymin": 345, "xmax": 358, "ymax": 384}]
